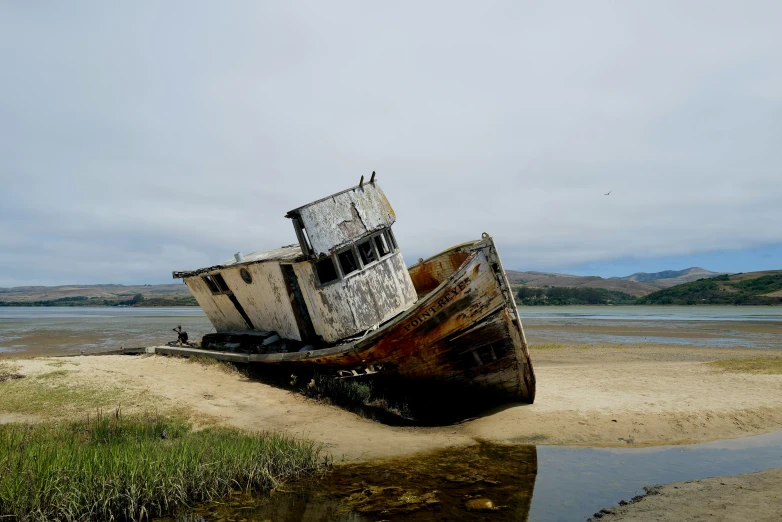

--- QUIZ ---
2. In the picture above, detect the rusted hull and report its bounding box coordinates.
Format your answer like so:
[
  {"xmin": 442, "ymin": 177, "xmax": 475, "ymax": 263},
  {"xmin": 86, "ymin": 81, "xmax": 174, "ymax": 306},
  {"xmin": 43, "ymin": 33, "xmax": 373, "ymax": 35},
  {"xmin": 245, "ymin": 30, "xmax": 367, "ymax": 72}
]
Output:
[{"xmin": 247, "ymin": 236, "xmax": 536, "ymax": 403}]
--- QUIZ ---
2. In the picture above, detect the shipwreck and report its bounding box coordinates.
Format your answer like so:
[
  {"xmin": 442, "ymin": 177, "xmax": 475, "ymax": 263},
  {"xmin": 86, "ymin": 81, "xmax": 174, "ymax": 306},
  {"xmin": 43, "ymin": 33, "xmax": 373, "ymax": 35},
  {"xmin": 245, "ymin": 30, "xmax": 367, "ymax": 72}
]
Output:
[{"xmin": 170, "ymin": 175, "xmax": 535, "ymax": 403}]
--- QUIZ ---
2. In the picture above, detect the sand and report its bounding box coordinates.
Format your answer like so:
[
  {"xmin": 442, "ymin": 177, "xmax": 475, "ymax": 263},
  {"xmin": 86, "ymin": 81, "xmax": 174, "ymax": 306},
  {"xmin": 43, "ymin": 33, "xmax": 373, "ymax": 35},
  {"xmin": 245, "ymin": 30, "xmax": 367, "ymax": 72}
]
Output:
[
  {"xmin": 590, "ymin": 468, "xmax": 782, "ymax": 521},
  {"xmin": 3, "ymin": 344, "xmax": 781, "ymax": 461}
]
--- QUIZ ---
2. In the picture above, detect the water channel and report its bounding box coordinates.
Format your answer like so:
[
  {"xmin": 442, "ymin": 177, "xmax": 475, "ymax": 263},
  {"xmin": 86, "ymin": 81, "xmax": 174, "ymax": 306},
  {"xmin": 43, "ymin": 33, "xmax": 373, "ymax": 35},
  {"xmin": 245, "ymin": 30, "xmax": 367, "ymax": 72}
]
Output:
[{"xmin": 163, "ymin": 431, "xmax": 782, "ymax": 522}]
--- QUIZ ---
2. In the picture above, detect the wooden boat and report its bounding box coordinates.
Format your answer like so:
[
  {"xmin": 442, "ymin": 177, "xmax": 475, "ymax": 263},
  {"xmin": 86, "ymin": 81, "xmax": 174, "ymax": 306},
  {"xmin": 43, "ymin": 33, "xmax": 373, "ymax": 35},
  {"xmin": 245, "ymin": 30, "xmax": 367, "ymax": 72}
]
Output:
[{"xmin": 171, "ymin": 177, "xmax": 535, "ymax": 404}]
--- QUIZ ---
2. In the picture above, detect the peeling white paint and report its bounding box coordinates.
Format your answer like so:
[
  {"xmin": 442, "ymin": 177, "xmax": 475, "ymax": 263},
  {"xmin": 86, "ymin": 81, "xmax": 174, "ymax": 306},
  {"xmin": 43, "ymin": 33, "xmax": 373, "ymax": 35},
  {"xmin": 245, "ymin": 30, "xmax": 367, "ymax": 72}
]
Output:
[
  {"xmin": 184, "ymin": 276, "xmax": 248, "ymax": 331},
  {"xmin": 295, "ymin": 183, "xmax": 395, "ymax": 256},
  {"xmin": 220, "ymin": 264, "xmax": 301, "ymax": 341},
  {"xmin": 179, "ymin": 182, "xmax": 419, "ymax": 343},
  {"xmin": 294, "ymin": 252, "xmax": 417, "ymax": 343}
]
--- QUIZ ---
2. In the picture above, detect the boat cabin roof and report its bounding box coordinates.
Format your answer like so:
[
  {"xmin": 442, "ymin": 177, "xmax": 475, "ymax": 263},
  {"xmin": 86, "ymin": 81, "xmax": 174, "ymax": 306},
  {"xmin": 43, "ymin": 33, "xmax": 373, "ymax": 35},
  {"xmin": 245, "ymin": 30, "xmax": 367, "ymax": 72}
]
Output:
[
  {"xmin": 173, "ymin": 244, "xmax": 302, "ymax": 279},
  {"xmin": 173, "ymin": 177, "xmax": 395, "ymax": 279},
  {"xmin": 285, "ymin": 181, "xmax": 395, "ymax": 257}
]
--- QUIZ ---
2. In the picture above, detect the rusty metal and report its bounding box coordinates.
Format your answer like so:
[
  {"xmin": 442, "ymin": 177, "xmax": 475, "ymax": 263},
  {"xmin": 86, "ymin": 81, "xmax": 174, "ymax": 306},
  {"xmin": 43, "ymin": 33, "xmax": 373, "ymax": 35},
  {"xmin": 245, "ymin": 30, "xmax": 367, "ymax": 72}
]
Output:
[
  {"xmin": 166, "ymin": 236, "xmax": 536, "ymax": 403},
  {"xmin": 285, "ymin": 236, "xmax": 536, "ymax": 403},
  {"xmin": 169, "ymin": 178, "xmax": 535, "ymax": 404}
]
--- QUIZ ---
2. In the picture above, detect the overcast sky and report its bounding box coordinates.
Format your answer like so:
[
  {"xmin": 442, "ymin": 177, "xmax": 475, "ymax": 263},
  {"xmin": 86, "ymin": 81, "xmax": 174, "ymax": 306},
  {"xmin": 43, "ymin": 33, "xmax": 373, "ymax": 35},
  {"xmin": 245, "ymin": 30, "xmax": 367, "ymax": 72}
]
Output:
[{"xmin": 1, "ymin": 1, "xmax": 781, "ymax": 287}]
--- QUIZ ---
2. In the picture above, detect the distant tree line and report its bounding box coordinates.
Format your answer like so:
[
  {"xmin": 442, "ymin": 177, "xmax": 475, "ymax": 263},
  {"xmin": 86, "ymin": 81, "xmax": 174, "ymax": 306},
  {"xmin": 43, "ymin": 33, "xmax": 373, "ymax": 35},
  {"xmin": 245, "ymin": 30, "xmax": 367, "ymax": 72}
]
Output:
[
  {"xmin": 516, "ymin": 273, "xmax": 782, "ymax": 306},
  {"xmin": 0, "ymin": 294, "xmax": 198, "ymax": 307},
  {"xmin": 636, "ymin": 274, "xmax": 782, "ymax": 305},
  {"xmin": 516, "ymin": 286, "xmax": 636, "ymax": 305}
]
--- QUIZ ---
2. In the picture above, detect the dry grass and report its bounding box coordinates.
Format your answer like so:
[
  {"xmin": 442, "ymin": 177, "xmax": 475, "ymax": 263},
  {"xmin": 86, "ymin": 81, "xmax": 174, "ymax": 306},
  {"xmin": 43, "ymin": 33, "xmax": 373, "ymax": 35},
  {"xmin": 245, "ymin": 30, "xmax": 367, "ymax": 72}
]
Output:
[
  {"xmin": 0, "ymin": 361, "xmax": 21, "ymax": 373},
  {"xmin": 35, "ymin": 369, "xmax": 71, "ymax": 380},
  {"xmin": 529, "ymin": 343, "xmax": 568, "ymax": 350},
  {"xmin": 45, "ymin": 360, "xmax": 78, "ymax": 368},
  {"xmin": 184, "ymin": 355, "xmax": 240, "ymax": 374},
  {"xmin": 529, "ymin": 343, "xmax": 634, "ymax": 351},
  {"xmin": 0, "ymin": 368, "xmax": 188, "ymax": 420},
  {"xmin": 706, "ymin": 356, "xmax": 782, "ymax": 374}
]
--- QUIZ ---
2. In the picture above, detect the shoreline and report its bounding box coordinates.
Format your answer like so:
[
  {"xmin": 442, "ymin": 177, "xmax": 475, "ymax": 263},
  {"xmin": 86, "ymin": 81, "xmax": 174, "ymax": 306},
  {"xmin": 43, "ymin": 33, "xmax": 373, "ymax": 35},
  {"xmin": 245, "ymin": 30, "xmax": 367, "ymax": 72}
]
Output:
[
  {"xmin": 3, "ymin": 343, "xmax": 782, "ymax": 520},
  {"xmin": 589, "ymin": 468, "xmax": 782, "ymax": 521},
  {"xmin": 2, "ymin": 344, "xmax": 781, "ymax": 460}
]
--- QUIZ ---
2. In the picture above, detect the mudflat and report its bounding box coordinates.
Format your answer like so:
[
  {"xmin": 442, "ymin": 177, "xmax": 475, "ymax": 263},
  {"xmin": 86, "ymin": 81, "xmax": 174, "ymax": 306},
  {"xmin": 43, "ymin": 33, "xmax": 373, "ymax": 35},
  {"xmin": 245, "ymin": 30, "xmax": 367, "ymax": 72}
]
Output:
[
  {"xmin": 590, "ymin": 468, "xmax": 782, "ymax": 521},
  {"xmin": 2, "ymin": 344, "xmax": 781, "ymax": 460}
]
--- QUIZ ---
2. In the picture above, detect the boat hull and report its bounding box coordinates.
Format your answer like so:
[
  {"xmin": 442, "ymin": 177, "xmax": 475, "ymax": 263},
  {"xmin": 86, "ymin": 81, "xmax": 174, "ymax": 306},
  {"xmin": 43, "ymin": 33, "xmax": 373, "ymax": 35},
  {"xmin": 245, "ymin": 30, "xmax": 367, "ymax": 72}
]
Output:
[
  {"xmin": 255, "ymin": 236, "xmax": 534, "ymax": 403},
  {"xmin": 167, "ymin": 236, "xmax": 536, "ymax": 404}
]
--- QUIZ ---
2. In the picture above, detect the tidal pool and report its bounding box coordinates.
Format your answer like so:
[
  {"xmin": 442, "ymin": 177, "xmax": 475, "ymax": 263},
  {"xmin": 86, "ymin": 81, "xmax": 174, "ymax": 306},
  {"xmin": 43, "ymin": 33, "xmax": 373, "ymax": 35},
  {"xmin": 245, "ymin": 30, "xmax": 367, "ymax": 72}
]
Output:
[{"xmin": 165, "ymin": 431, "xmax": 782, "ymax": 522}]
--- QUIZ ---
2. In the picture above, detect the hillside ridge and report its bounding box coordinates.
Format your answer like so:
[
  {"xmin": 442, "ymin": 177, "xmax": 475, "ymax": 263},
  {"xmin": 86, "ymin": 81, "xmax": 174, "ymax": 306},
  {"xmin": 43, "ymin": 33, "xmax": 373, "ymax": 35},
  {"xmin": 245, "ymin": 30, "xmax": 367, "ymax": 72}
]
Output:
[
  {"xmin": 636, "ymin": 270, "xmax": 782, "ymax": 305},
  {"xmin": 613, "ymin": 267, "xmax": 725, "ymax": 287}
]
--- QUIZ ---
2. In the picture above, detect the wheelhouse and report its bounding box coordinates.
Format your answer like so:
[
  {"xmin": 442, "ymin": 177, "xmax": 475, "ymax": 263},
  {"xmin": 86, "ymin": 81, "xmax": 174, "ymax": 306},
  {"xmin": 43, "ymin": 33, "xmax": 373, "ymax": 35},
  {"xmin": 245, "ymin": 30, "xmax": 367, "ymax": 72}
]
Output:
[{"xmin": 173, "ymin": 178, "xmax": 417, "ymax": 344}]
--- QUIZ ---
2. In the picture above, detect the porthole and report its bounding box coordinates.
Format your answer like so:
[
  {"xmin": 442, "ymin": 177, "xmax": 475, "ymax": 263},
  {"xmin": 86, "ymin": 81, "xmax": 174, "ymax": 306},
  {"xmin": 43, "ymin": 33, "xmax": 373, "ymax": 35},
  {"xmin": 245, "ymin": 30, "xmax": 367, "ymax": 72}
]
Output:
[{"xmin": 240, "ymin": 268, "xmax": 253, "ymax": 284}]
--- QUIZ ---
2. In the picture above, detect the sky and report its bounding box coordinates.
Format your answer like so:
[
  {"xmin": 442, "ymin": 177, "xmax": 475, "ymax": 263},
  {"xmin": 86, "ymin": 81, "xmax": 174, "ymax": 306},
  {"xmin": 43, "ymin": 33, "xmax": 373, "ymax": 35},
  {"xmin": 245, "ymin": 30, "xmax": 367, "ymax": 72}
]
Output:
[{"xmin": 1, "ymin": 1, "xmax": 781, "ymax": 287}]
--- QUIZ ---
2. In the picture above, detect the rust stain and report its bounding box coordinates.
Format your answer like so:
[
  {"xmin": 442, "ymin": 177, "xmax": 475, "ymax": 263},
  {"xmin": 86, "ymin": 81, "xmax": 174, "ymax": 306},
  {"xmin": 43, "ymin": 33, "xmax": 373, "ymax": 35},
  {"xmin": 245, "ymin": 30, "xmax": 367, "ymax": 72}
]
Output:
[
  {"xmin": 409, "ymin": 250, "xmax": 471, "ymax": 297},
  {"xmin": 287, "ymin": 245, "xmax": 535, "ymax": 403}
]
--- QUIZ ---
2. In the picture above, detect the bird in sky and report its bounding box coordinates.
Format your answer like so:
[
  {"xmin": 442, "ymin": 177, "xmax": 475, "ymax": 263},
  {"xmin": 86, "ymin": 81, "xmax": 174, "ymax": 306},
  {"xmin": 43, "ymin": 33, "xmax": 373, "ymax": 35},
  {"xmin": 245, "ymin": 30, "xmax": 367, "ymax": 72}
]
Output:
[{"xmin": 604, "ymin": 191, "xmax": 612, "ymax": 195}]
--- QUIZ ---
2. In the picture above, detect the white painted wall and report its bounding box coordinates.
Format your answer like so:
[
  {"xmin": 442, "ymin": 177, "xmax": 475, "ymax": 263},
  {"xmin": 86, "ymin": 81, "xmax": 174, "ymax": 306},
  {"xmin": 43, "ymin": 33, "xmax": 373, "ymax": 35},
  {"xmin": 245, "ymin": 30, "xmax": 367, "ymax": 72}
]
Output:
[
  {"xmin": 294, "ymin": 253, "xmax": 417, "ymax": 343},
  {"xmin": 184, "ymin": 276, "xmax": 249, "ymax": 331},
  {"xmin": 220, "ymin": 263, "xmax": 301, "ymax": 341}
]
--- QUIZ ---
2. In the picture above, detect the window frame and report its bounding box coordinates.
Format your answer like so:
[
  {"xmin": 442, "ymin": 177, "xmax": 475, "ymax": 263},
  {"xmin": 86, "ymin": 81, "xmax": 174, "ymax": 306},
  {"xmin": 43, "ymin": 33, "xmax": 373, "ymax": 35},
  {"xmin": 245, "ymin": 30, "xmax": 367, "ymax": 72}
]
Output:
[
  {"xmin": 336, "ymin": 245, "xmax": 361, "ymax": 278},
  {"xmin": 202, "ymin": 275, "xmax": 220, "ymax": 294},
  {"xmin": 312, "ymin": 227, "xmax": 399, "ymax": 287},
  {"xmin": 374, "ymin": 232, "xmax": 391, "ymax": 258},
  {"xmin": 202, "ymin": 273, "xmax": 232, "ymax": 295},
  {"xmin": 314, "ymin": 256, "xmax": 340, "ymax": 287},
  {"xmin": 356, "ymin": 237, "xmax": 378, "ymax": 267},
  {"xmin": 385, "ymin": 228, "xmax": 398, "ymax": 251}
]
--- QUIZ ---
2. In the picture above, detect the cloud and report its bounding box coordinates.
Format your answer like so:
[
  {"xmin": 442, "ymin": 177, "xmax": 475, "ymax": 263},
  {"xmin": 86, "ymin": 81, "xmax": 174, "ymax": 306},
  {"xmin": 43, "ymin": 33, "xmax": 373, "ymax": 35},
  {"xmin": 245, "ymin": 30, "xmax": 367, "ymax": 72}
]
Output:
[{"xmin": 1, "ymin": 1, "xmax": 781, "ymax": 285}]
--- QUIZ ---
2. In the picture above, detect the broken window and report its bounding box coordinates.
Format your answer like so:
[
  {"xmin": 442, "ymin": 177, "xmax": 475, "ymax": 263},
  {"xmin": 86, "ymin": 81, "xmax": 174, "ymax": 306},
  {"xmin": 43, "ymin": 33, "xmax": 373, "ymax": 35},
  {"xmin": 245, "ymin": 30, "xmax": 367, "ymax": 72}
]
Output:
[
  {"xmin": 202, "ymin": 275, "xmax": 220, "ymax": 294},
  {"xmin": 212, "ymin": 273, "xmax": 231, "ymax": 293},
  {"xmin": 374, "ymin": 233, "xmax": 390, "ymax": 257},
  {"xmin": 385, "ymin": 228, "xmax": 398, "ymax": 250},
  {"xmin": 301, "ymin": 226, "xmax": 313, "ymax": 254},
  {"xmin": 357, "ymin": 238, "xmax": 376, "ymax": 265},
  {"xmin": 292, "ymin": 216, "xmax": 313, "ymax": 256},
  {"xmin": 338, "ymin": 248, "xmax": 359, "ymax": 276},
  {"xmin": 315, "ymin": 257, "xmax": 339, "ymax": 285}
]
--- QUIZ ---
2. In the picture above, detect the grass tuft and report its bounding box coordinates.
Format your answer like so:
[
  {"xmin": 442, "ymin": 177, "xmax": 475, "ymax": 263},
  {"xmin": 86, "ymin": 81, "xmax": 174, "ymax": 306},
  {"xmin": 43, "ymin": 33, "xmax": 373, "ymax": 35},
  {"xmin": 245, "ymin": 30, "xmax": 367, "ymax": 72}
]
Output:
[
  {"xmin": 185, "ymin": 356, "xmax": 239, "ymax": 374},
  {"xmin": 706, "ymin": 356, "xmax": 782, "ymax": 374},
  {"xmin": 530, "ymin": 343, "xmax": 567, "ymax": 350},
  {"xmin": 301, "ymin": 374, "xmax": 373, "ymax": 407},
  {"xmin": 34, "ymin": 370, "xmax": 70, "ymax": 380},
  {"xmin": 0, "ymin": 411, "xmax": 325, "ymax": 521}
]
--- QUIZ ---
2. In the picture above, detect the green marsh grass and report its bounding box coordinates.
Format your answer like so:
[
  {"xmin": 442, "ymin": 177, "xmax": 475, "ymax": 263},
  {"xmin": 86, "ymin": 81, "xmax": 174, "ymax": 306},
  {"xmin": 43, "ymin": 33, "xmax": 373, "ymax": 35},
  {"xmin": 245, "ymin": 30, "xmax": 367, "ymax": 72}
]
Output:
[
  {"xmin": 706, "ymin": 356, "xmax": 782, "ymax": 374},
  {"xmin": 0, "ymin": 411, "xmax": 325, "ymax": 521},
  {"xmin": 301, "ymin": 373, "xmax": 373, "ymax": 407}
]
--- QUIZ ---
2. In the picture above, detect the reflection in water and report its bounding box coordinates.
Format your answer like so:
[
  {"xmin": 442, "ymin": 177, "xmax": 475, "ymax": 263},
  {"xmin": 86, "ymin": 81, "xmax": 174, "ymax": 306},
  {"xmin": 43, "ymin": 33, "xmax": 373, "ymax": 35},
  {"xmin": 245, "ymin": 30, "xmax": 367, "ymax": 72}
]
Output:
[
  {"xmin": 166, "ymin": 443, "xmax": 538, "ymax": 522},
  {"xmin": 164, "ymin": 432, "xmax": 782, "ymax": 522}
]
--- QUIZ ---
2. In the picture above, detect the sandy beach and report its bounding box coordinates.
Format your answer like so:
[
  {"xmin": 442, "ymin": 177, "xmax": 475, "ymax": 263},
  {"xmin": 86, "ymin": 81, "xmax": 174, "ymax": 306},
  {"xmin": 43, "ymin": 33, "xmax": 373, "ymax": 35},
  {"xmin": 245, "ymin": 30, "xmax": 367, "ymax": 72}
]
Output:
[
  {"xmin": 3, "ymin": 344, "xmax": 781, "ymax": 460},
  {"xmin": 3, "ymin": 341, "xmax": 782, "ymax": 520}
]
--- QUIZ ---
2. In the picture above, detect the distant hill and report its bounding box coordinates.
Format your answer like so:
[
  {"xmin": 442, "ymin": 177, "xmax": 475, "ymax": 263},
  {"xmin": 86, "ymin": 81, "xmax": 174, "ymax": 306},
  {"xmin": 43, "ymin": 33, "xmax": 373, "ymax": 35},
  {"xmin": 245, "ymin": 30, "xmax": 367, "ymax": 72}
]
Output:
[
  {"xmin": 612, "ymin": 267, "xmax": 725, "ymax": 288},
  {"xmin": 505, "ymin": 270, "xmax": 658, "ymax": 297},
  {"xmin": 636, "ymin": 271, "xmax": 782, "ymax": 305},
  {"xmin": 0, "ymin": 284, "xmax": 194, "ymax": 307}
]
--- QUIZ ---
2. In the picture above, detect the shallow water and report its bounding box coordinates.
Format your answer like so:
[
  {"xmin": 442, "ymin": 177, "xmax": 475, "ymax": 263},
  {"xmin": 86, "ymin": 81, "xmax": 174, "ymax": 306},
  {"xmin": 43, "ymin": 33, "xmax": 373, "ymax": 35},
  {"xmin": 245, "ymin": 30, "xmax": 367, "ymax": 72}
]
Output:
[
  {"xmin": 517, "ymin": 305, "xmax": 782, "ymax": 322},
  {"xmin": 0, "ymin": 307, "xmax": 212, "ymax": 355},
  {"xmin": 519, "ymin": 305, "xmax": 782, "ymax": 349},
  {"xmin": 164, "ymin": 431, "xmax": 782, "ymax": 522},
  {"xmin": 1, "ymin": 305, "xmax": 781, "ymax": 355}
]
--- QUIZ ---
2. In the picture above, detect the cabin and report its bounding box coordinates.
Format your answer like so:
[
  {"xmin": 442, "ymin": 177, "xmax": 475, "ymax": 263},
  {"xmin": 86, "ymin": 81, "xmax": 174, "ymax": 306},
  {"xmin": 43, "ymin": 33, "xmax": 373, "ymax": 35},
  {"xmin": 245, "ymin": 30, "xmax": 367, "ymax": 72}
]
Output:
[{"xmin": 173, "ymin": 178, "xmax": 418, "ymax": 345}]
